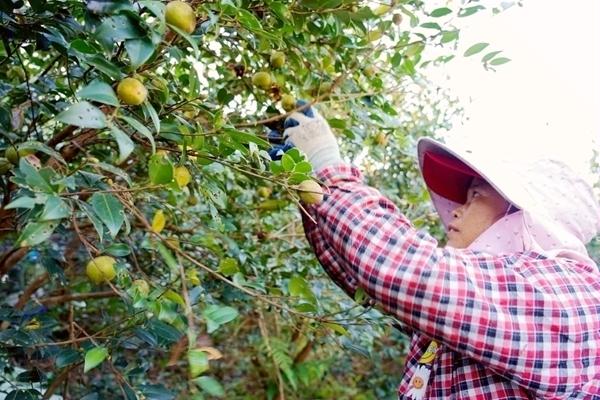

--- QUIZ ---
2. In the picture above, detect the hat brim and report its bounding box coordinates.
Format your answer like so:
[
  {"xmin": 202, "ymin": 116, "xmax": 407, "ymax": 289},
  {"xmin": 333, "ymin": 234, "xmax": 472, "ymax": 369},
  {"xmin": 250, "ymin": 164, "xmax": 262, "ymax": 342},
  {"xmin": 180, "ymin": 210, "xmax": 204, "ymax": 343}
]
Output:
[{"xmin": 418, "ymin": 139, "xmax": 481, "ymax": 204}]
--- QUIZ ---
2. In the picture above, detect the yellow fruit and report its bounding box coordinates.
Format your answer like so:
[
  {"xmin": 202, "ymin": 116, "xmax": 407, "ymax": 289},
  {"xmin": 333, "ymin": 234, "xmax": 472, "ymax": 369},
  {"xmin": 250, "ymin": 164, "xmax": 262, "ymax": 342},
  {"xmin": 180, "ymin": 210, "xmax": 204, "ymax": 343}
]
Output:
[
  {"xmin": 281, "ymin": 94, "xmax": 296, "ymax": 111},
  {"xmin": 270, "ymin": 51, "xmax": 286, "ymax": 68},
  {"xmin": 132, "ymin": 279, "xmax": 150, "ymax": 296},
  {"xmin": 257, "ymin": 186, "xmax": 272, "ymax": 198},
  {"xmin": 165, "ymin": 1, "xmax": 196, "ymax": 34},
  {"xmin": 4, "ymin": 146, "xmax": 19, "ymax": 165},
  {"xmin": 252, "ymin": 71, "xmax": 272, "ymax": 90},
  {"xmin": 297, "ymin": 180, "xmax": 324, "ymax": 204},
  {"xmin": 174, "ymin": 166, "xmax": 191, "ymax": 187},
  {"xmin": 117, "ymin": 78, "xmax": 148, "ymax": 105},
  {"xmin": 86, "ymin": 256, "xmax": 117, "ymax": 284},
  {"xmin": 375, "ymin": 132, "xmax": 388, "ymax": 146},
  {"xmin": 152, "ymin": 210, "xmax": 166, "ymax": 233}
]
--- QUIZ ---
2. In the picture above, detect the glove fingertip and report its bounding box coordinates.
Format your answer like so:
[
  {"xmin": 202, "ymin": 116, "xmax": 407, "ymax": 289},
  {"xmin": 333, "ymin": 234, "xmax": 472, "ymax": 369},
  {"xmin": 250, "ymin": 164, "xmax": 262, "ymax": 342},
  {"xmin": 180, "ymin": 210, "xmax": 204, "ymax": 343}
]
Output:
[
  {"xmin": 284, "ymin": 118, "xmax": 300, "ymax": 129},
  {"xmin": 296, "ymin": 99, "xmax": 314, "ymax": 118}
]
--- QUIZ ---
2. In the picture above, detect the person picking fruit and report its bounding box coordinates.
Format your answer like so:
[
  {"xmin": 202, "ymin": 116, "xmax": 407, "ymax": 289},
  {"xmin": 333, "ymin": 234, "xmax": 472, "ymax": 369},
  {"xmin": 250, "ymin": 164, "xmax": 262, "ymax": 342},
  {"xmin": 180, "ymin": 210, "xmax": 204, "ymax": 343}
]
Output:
[{"xmin": 268, "ymin": 101, "xmax": 600, "ymax": 399}]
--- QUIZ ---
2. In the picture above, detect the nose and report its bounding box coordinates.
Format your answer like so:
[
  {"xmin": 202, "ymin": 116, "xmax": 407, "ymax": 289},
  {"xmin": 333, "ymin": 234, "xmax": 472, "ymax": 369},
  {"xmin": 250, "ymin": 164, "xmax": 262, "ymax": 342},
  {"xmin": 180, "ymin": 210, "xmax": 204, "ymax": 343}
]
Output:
[{"xmin": 452, "ymin": 204, "xmax": 464, "ymax": 219}]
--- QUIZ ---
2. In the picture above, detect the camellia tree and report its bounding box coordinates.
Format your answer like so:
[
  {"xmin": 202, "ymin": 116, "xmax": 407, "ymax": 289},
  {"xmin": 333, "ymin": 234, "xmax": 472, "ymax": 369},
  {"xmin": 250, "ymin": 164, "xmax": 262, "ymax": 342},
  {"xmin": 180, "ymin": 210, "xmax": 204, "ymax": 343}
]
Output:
[{"xmin": 0, "ymin": 0, "xmax": 517, "ymax": 399}]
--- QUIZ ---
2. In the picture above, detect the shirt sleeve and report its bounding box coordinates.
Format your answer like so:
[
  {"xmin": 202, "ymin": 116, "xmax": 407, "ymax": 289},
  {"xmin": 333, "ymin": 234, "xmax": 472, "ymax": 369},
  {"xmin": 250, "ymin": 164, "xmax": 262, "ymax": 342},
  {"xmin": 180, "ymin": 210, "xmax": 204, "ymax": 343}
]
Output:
[
  {"xmin": 300, "ymin": 204, "xmax": 359, "ymax": 298},
  {"xmin": 305, "ymin": 163, "xmax": 600, "ymax": 398}
]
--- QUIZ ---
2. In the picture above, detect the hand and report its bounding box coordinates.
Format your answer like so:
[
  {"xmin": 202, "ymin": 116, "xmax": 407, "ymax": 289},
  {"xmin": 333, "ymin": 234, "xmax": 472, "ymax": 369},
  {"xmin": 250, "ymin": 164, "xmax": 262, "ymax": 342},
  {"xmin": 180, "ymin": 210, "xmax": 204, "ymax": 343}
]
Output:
[{"xmin": 268, "ymin": 100, "xmax": 341, "ymax": 172}]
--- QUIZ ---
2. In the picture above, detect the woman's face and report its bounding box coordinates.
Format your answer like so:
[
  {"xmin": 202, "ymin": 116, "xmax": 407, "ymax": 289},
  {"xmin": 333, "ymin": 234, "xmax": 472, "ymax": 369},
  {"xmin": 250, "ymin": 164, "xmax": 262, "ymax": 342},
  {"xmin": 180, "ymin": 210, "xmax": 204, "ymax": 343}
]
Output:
[{"xmin": 446, "ymin": 177, "xmax": 511, "ymax": 249}]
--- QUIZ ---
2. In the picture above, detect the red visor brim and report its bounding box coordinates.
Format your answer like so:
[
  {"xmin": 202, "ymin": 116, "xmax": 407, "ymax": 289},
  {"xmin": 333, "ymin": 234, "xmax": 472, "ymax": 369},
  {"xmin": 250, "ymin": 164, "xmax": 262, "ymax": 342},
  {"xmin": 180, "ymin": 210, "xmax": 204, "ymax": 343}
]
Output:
[{"xmin": 422, "ymin": 152, "xmax": 481, "ymax": 204}]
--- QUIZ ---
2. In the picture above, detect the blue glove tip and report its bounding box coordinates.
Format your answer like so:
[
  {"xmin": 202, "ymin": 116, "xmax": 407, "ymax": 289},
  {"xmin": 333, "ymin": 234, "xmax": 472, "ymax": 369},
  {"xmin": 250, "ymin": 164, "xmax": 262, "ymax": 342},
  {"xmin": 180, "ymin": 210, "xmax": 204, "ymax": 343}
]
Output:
[
  {"xmin": 284, "ymin": 118, "xmax": 300, "ymax": 129},
  {"xmin": 295, "ymin": 99, "xmax": 314, "ymax": 117},
  {"xmin": 267, "ymin": 129, "xmax": 282, "ymax": 141}
]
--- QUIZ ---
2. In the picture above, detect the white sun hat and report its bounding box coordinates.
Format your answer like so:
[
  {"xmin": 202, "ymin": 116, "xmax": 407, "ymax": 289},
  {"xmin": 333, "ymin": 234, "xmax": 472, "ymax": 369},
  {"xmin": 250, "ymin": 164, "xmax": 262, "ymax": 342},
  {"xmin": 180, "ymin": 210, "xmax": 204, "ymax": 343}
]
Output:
[{"xmin": 416, "ymin": 137, "xmax": 600, "ymax": 265}]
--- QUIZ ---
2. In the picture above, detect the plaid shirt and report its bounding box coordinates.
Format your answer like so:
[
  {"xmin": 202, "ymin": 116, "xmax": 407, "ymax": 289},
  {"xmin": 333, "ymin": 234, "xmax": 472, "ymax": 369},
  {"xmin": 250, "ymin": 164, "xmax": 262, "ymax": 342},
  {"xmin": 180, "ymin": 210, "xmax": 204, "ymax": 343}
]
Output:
[{"xmin": 301, "ymin": 164, "xmax": 600, "ymax": 399}]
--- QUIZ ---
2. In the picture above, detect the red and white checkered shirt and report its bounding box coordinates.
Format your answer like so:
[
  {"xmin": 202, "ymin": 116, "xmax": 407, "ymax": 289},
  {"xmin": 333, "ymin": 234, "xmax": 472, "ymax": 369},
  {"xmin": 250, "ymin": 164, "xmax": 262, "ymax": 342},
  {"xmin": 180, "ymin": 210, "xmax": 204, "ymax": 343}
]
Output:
[{"xmin": 301, "ymin": 164, "xmax": 600, "ymax": 399}]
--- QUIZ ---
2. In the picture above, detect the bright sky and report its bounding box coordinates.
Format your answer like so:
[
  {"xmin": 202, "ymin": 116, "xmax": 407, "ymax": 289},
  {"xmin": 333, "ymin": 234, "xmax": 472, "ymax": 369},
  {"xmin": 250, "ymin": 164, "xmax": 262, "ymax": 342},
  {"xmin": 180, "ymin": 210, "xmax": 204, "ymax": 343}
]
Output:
[{"xmin": 429, "ymin": 0, "xmax": 600, "ymax": 185}]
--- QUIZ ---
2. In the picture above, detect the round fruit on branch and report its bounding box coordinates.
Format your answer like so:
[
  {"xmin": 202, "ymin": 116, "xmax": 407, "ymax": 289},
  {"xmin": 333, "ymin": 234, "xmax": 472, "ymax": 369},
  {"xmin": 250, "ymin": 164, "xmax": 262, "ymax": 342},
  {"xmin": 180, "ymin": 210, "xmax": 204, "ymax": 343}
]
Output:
[
  {"xmin": 86, "ymin": 256, "xmax": 117, "ymax": 284},
  {"xmin": 165, "ymin": 1, "xmax": 197, "ymax": 34},
  {"xmin": 117, "ymin": 77, "xmax": 148, "ymax": 105},
  {"xmin": 297, "ymin": 180, "xmax": 324, "ymax": 205}
]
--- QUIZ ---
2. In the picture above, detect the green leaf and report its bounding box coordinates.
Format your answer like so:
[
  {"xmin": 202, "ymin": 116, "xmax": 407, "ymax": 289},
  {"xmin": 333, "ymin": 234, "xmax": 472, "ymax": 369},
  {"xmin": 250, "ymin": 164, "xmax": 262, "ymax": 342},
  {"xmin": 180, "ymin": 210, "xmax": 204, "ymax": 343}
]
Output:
[
  {"xmin": 288, "ymin": 275, "xmax": 316, "ymax": 304},
  {"xmin": 55, "ymin": 348, "xmax": 81, "ymax": 368},
  {"xmin": 18, "ymin": 141, "xmax": 67, "ymax": 165},
  {"xmin": 78, "ymin": 201, "xmax": 104, "ymax": 242},
  {"xmin": 188, "ymin": 349, "xmax": 209, "ymax": 378},
  {"xmin": 109, "ymin": 124, "xmax": 135, "ymax": 163},
  {"xmin": 84, "ymin": 55, "xmax": 125, "ymax": 80},
  {"xmin": 323, "ymin": 322, "xmax": 348, "ymax": 336},
  {"xmin": 84, "ymin": 346, "xmax": 108, "ymax": 373},
  {"xmin": 138, "ymin": 384, "xmax": 176, "ymax": 400},
  {"xmin": 143, "ymin": 102, "xmax": 161, "ymax": 134},
  {"xmin": 148, "ymin": 154, "xmax": 174, "ymax": 184},
  {"xmin": 293, "ymin": 161, "xmax": 312, "ymax": 174},
  {"xmin": 441, "ymin": 30, "xmax": 459, "ymax": 44},
  {"xmin": 5, "ymin": 389, "xmax": 42, "ymax": 400},
  {"xmin": 489, "ymin": 57, "xmax": 511, "ymax": 66},
  {"xmin": 420, "ymin": 22, "xmax": 441, "ymax": 30},
  {"xmin": 482, "ymin": 50, "xmax": 503, "ymax": 63},
  {"xmin": 104, "ymin": 243, "xmax": 131, "ymax": 257},
  {"xmin": 217, "ymin": 257, "xmax": 239, "ymax": 276},
  {"xmin": 77, "ymin": 80, "xmax": 119, "ymax": 106},
  {"xmin": 464, "ymin": 42, "xmax": 489, "ymax": 57},
  {"xmin": 120, "ymin": 115, "xmax": 156, "ymax": 154},
  {"xmin": 194, "ymin": 376, "xmax": 225, "ymax": 397},
  {"xmin": 167, "ymin": 24, "xmax": 199, "ymax": 57},
  {"xmin": 156, "ymin": 242, "xmax": 178, "ymax": 273},
  {"xmin": 459, "ymin": 5, "xmax": 485, "ymax": 17},
  {"xmin": 430, "ymin": 7, "xmax": 452, "ymax": 17},
  {"xmin": 125, "ymin": 37, "xmax": 156, "ymax": 69},
  {"xmin": 19, "ymin": 158, "xmax": 54, "ymax": 193},
  {"xmin": 203, "ymin": 305, "xmax": 238, "ymax": 334},
  {"xmin": 4, "ymin": 196, "xmax": 38, "ymax": 210},
  {"xmin": 237, "ymin": 9, "xmax": 262, "ymax": 31},
  {"xmin": 299, "ymin": 0, "xmax": 341, "ymax": 9},
  {"xmin": 56, "ymin": 101, "xmax": 107, "ymax": 129},
  {"xmin": 147, "ymin": 318, "xmax": 182, "ymax": 343},
  {"xmin": 40, "ymin": 196, "xmax": 71, "ymax": 220},
  {"xmin": 281, "ymin": 154, "xmax": 294, "ymax": 171},
  {"xmin": 90, "ymin": 193, "xmax": 125, "ymax": 238},
  {"xmin": 17, "ymin": 221, "xmax": 58, "ymax": 247}
]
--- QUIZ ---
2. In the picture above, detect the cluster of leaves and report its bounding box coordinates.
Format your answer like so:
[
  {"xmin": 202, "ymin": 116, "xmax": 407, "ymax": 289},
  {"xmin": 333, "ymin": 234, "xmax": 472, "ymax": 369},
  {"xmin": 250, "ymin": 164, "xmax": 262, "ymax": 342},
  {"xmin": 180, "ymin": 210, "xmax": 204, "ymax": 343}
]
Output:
[{"xmin": 0, "ymin": 0, "xmax": 496, "ymax": 399}]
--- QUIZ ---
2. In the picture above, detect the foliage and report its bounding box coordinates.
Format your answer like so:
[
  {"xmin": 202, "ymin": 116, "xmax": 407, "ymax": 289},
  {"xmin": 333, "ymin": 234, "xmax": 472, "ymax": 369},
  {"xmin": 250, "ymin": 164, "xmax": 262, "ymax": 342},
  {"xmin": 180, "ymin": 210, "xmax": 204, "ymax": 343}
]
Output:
[{"xmin": 0, "ymin": 0, "xmax": 498, "ymax": 398}]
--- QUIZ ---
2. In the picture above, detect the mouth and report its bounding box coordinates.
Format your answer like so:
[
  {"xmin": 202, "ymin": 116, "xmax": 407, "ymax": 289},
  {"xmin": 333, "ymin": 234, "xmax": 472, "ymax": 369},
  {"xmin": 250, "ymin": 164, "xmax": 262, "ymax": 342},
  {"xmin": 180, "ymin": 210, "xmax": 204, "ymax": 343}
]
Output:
[{"xmin": 448, "ymin": 224, "xmax": 460, "ymax": 233}]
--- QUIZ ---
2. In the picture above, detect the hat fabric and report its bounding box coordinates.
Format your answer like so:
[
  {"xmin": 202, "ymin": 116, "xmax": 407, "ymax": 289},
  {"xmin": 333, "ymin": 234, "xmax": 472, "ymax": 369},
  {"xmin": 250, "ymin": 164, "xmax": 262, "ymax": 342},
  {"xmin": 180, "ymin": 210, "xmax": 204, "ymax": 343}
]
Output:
[{"xmin": 417, "ymin": 137, "xmax": 600, "ymax": 265}]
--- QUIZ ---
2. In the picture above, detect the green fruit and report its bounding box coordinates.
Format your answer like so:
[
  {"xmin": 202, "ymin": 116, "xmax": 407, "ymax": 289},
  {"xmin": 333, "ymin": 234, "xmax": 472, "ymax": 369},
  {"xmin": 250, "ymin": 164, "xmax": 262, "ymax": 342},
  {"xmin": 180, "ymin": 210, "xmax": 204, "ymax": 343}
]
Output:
[
  {"xmin": 117, "ymin": 78, "xmax": 148, "ymax": 105},
  {"xmin": 297, "ymin": 180, "xmax": 324, "ymax": 204},
  {"xmin": 0, "ymin": 157, "xmax": 12, "ymax": 174},
  {"xmin": 5, "ymin": 146, "xmax": 19, "ymax": 165},
  {"xmin": 281, "ymin": 94, "xmax": 296, "ymax": 111},
  {"xmin": 252, "ymin": 71, "xmax": 272, "ymax": 90},
  {"xmin": 257, "ymin": 186, "xmax": 272, "ymax": 198},
  {"xmin": 165, "ymin": 1, "xmax": 197, "ymax": 34},
  {"xmin": 86, "ymin": 256, "xmax": 117, "ymax": 284},
  {"xmin": 270, "ymin": 51, "xmax": 286, "ymax": 68}
]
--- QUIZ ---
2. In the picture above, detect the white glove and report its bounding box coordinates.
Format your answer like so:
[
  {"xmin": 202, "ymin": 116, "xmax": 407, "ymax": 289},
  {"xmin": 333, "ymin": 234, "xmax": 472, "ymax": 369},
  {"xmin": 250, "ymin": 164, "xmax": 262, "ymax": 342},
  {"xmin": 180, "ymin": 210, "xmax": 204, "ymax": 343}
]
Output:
[{"xmin": 283, "ymin": 106, "xmax": 342, "ymax": 172}]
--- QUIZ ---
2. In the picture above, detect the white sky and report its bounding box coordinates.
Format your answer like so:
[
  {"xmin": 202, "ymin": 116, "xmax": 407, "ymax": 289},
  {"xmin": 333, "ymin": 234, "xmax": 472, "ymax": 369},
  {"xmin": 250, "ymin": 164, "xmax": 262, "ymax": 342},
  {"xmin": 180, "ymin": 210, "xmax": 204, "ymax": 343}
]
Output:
[{"xmin": 428, "ymin": 0, "xmax": 600, "ymax": 185}]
